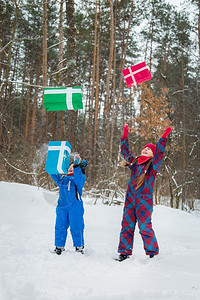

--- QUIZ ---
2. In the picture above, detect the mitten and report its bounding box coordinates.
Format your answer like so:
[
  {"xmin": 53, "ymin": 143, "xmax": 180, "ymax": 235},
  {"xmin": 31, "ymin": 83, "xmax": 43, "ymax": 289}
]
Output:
[
  {"xmin": 122, "ymin": 124, "xmax": 129, "ymax": 139},
  {"xmin": 74, "ymin": 154, "xmax": 81, "ymax": 165},
  {"xmin": 162, "ymin": 127, "xmax": 172, "ymax": 139},
  {"xmin": 79, "ymin": 160, "xmax": 88, "ymax": 174}
]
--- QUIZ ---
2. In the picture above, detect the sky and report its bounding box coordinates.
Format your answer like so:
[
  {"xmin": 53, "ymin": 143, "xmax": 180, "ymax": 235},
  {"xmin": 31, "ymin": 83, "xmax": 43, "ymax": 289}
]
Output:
[{"xmin": 166, "ymin": 0, "xmax": 184, "ymax": 9}]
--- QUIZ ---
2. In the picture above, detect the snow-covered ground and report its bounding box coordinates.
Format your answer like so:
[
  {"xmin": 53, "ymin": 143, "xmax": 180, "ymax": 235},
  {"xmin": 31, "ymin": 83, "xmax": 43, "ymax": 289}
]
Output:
[{"xmin": 0, "ymin": 181, "xmax": 200, "ymax": 300}]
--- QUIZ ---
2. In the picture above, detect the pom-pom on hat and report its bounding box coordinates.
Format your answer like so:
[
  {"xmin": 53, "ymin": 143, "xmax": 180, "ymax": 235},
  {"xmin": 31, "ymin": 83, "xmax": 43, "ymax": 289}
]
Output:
[{"xmin": 143, "ymin": 143, "xmax": 156, "ymax": 155}]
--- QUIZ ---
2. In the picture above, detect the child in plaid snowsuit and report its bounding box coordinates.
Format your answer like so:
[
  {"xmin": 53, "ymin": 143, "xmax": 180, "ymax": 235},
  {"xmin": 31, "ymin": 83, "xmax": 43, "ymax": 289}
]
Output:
[{"xmin": 117, "ymin": 125, "xmax": 171, "ymax": 261}]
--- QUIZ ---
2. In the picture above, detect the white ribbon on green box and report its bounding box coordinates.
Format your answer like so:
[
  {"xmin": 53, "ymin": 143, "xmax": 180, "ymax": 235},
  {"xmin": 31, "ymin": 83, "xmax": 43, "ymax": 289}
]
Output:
[{"xmin": 44, "ymin": 87, "xmax": 83, "ymax": 111}]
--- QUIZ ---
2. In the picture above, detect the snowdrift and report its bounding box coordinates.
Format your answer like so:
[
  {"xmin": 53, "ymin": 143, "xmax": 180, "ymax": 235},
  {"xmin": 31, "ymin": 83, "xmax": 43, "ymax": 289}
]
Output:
[{"xmin": 0, "ymin": 181, "xmax": 200, "ymax": 300}]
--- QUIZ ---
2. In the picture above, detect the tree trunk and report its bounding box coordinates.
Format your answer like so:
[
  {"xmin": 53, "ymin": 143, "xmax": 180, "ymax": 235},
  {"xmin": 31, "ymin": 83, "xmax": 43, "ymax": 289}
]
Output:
[
  {"xmin": 80, "ymin": 96, "xmax": 88, "ymax": 157},
  {"xmin": 41, "ymin": 0, "xmax": 48, "ymax": 144},
  {"xmin": 81, "ymin": 62, "xmax": 92, "ymax": 156},
  {"xmin": 7, "ymin": 93, "xmax": 16, "ymax": 152},
  {"xmin": 180, "ymin": 50, "xmax": 186, "ymax": 209},
  {"xmin": 66, "ymin": 0, "xmax": 78, "ymax": 150},
  {"xmin": 111, "ymin": 1, "xmax": 134, "ymax": 144},
  {"xmin": 19, "ymin": 56, "xmax": 27, "ymax": 128},
  {"xmin": 93, "ymin": 30, "xmax": 100, "ymax": 163},
  {"xmin": 105, "ymin": 0, "xmax": 114, "ymax": 152},
  {"xmin": 109, "ymin": 0, "xmax": 117, "ymax": 162},
  {"xmin": 0, "ymin": 1, "xmax": 18, "ymax": 99},
  {"xmin": 58, "ymin": 0, "xmax": 64, "ymax": 84},
  {"xmin": 57, "ymin": 0, "xmax": 64, "ymax": 140},
  {"xmin": 0, "ymin": 0, "xmax": 18, "ymax": 144},
  {"xmin": 25, "ymin": 64, "xmax": 33, "ymax": 141},
  {"xmin": 30, "ymin": 57, "xmax": 42, "ymax": 144},
  {"xmin": 198, "ymin": 0, "xmax": 200, "ymax": 69},
  {"xmin": 149, "ymin": 3, "xmax": 155, "ymax": 73},
  {"xmin": 87, "ymin": 0, "xmax": 98, "ymax": 151}
]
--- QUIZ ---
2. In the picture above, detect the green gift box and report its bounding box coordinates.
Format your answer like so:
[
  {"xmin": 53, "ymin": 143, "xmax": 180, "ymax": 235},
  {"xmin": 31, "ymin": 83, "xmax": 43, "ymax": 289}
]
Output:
[{"xmin": 44, "ymin": 87, "xmax": 83, "ymax": 111}]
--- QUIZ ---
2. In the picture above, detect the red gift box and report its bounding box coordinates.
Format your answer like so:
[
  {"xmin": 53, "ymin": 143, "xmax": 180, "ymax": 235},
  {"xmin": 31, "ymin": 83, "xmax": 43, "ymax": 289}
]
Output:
[{"xmin": 122, "ymin": 62, "xmax": 151, "ymax": 87}]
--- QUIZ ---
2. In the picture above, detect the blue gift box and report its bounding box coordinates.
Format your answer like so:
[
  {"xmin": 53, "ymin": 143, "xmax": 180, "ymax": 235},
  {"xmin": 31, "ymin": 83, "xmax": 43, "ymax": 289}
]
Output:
[{"xmin": 45, "ymin": 141, "xmax": 71, "ymax": 174}]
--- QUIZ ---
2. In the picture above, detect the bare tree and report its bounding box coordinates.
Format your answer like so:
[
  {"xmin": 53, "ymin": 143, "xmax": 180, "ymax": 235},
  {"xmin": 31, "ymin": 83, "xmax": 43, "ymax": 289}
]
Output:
[{"xmin": 41, "ymin": 0, "xmax": 48, "ymax": 143}]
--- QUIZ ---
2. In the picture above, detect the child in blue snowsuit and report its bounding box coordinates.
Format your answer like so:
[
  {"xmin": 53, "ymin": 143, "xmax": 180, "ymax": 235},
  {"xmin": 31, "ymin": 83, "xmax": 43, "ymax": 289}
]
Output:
[{"xmin": 50, "ymin": 156, "xmax": 88, "ymax": 255}]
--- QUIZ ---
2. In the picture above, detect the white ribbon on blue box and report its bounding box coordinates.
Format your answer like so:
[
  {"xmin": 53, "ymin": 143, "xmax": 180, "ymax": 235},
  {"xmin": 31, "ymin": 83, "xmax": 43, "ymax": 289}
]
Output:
[{"xmin": 45, "ymin": 141, "xmax": 71, "ymax": 174}]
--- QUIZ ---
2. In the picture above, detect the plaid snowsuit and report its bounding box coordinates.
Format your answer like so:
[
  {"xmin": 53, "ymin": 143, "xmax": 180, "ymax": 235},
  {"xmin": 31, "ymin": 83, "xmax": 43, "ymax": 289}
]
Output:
[{"xmin": 118, "ymin": 137, "xmax": 167, "ymax": 256}]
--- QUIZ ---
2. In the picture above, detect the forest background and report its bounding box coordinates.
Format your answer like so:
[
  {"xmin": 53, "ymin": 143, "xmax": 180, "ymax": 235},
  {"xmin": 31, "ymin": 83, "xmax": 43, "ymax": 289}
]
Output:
[{"xmin": 0, "ymin": 0, "xmax": 199, "ymax": 211}]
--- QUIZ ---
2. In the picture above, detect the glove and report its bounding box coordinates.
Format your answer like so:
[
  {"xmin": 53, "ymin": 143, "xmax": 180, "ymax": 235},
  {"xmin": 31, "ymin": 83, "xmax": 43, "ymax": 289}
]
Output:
[
  {"xmin": 74, "ymin": 154, "xmax": 81, "ymax": 165},
  {"xmin": 79, "ymin": 160, "xmax": 88, "ymax": 174},
  {"xmin": 122, "ymin": 124, "xmax": 129, "ymax": 139},
  {"xmin": 162, "ymin": 127, "xmax": 172, "ymax": 139}
]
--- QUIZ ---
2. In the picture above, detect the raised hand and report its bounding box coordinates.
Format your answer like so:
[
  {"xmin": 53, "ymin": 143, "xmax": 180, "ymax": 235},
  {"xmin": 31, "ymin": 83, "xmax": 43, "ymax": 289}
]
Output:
[
  {"xmin": 162, "ymin": 127, "xmax": 172, "ymax": 139},
  {"xmin": 79, "ymin": 160, "xmax": 88, "ymax": 174},
  {"xmin": 74, "ymin": 153, "xmax": 81, "ymax": 165},
  {"xmin": 122, "ymin": 124, "xmax": 129, "ymax": 139}
]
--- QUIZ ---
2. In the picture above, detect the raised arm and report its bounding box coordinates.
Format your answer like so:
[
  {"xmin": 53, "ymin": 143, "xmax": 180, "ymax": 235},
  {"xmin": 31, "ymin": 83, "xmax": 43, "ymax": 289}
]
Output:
[
  {"xmin": 73, "ymin": 160, "xmax": 87, "ymax": 197},
  {"xmin": 50, "ymin": 174, "xmax": 64, "ymax": 187},
  {"xmin": 121, "ymin": 124, "xmax": 135, "ymax": 164},
  {"xmin": 161, "ymin": 127, "xmax": 172, "ymax": 139},
  {"xmin": 152, "ymin": 127, "xmax": 171, "ymax": 172}
]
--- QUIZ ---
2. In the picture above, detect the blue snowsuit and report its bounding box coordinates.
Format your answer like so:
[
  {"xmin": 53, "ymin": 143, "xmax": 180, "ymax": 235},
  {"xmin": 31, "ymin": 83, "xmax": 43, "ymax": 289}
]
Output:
[{"xmin": 50, "ymin": 165, "xmax": 86, "ymax": 248}]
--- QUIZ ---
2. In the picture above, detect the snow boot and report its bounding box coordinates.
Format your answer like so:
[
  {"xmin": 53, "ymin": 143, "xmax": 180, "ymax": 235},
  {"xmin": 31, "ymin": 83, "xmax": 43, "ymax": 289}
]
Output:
[
  {"xmin": 115, "ymin": 254, "xmax": 129, "ymax": 262},
  {"xmin": 149, "ymin": 254, "xmax": 154, "ymax": 258},
  {"xmin": 54, "ymin": 247, "xmax": 65, "ymax": 255},
  {"xmin": 75, "ymin": 246, "xmax": 84, "ymax": 254}
]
